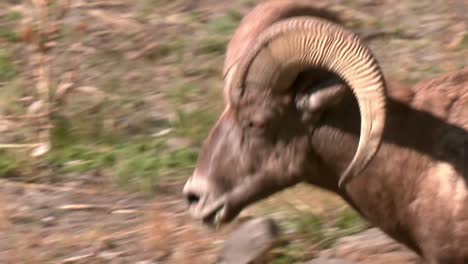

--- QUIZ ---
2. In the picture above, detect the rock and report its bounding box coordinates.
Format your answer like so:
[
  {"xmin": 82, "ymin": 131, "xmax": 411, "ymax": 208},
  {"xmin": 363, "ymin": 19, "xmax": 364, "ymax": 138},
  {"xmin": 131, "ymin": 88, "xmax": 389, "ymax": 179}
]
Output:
[
  {"xmin": 317, "ymin": 228, "xmax": 421, "ymax": 264},
  {"xmin": 41, "ymin": 216, "xmax": 56, "ymax": 227},
  {"xmin": 218, "ymin": 217, "xmax": 280, "ymax": 264}
]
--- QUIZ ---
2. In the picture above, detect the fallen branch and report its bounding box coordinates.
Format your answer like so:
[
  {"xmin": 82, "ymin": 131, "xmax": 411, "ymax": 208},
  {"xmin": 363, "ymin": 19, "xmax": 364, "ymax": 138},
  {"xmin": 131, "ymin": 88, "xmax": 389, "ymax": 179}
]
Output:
[
  {"xmin": 0, "ymin": 110, "xmax": 54, "ymax": 120},
  {"xmin": 0, "ymin": 180, "xmax": 100, "ymax": 195},
  {"xmin": 72, "ymin": 1, "xmax": 128, "ymax": 9},
  {"xmin": 58, "ymin": 204, "xmax": 141, "ymax": 214},
  {"xmin": 359, "ymin": 29, "xmax": 420, "ymax": 42},
  {"xmin": 58, "ymin": 204, "xmax": 109, "ymax": 211},
  {"xmin": 60, "ymin": 253, "xmax": 94, "ymax": 264},
  {"xmin": 111, "ymin": 209, "xmax": 139, "ymax": 215},
  {"xmin": 0, "ymin": 143, "xmax": 42, "ymax": 149}
]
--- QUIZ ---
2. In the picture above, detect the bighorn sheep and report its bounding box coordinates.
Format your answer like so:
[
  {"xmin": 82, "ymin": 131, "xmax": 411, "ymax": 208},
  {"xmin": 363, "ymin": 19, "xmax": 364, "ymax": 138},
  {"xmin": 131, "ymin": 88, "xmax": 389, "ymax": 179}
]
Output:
[{"xmin": 182, "ymin": 0, "xmax": 468, "ymax": 263}]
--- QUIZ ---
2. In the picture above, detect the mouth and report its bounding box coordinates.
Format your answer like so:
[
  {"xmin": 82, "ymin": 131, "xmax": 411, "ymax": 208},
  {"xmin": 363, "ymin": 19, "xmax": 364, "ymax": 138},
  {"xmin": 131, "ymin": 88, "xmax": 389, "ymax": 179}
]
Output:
[
  {"xmin": 202, "ymin": 204, "xmax": 226, "ymax": 226},
  {"xmin": 185, "ymin": 180, "xmax": 263, "ymax": 227},
  {"xmin": 189, "ymin": 196, "xmax": 229, "ymax": 227}
]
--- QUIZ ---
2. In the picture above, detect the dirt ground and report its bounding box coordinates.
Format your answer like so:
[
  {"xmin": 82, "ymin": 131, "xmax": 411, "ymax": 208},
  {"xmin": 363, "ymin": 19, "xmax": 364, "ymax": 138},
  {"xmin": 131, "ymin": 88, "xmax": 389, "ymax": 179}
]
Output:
[{"xmin": 0, "ymin": 0, "xmax": 466, "ymax": 263}]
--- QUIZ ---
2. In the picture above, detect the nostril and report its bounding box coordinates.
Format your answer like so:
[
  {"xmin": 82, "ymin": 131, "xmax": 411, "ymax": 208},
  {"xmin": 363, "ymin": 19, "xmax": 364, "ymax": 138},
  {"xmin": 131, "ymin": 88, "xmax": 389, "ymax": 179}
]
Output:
[{"xmin": 186, "ymin": 193, "xmax": 200, "ymax": 206}]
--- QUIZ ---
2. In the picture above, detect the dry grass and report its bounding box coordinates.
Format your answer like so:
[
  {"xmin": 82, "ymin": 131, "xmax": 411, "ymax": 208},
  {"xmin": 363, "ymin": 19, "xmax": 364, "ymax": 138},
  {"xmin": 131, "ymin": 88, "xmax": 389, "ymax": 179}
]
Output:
[{"xmin": 141, "ymin": 202, "xmax": 226, "ymax": 264}]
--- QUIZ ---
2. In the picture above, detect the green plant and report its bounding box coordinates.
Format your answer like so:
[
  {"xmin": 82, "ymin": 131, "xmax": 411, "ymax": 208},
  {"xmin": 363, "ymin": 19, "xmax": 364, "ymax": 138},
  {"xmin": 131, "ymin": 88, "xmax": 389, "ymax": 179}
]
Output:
[
  {"xmin": 173, "ymin": 108, "xmax": 217, "ymax": 144},
  {"xmin": 226, "ymin": 9, "xmax": 243, "ymax": 22},
  {"xmin": 0, "ymin": 27, "xmax": 18, "ymax": 42},
  {"xmin": 145, "ymin": 41, "xmax": 185, "ymax": 62},
  {"xmin": 7, "ymin": 10, "xmax": 22, "ymax": 21},
  {"xmin": 335, "ymin": 207, "xmax": 365, "ymax": 230},
  {"xmin": 47, "ymin": 144, "xmax": 116, "ymax": 173},
  {"xmin": 46, "ymin": 133, "xmax": 198, "ymax": 196},
  {"xmin": 270, "ymin": 243, "xmax": 306, "ymax": 264},
  {"xmin": 115, "ymin": 150, "xmax": 161, "ymax": 195},
  {"xmin": 166, "ymin": 82, "xmax": 201, "ymax": 105},
  {"xmin": 197, "ymin": 37, "xmax": 228, "ymax": 55},
  {"xmin": 243, "ymin": 0, "xmax": 256, "ymax": 7},
  {"xmin": 0, "ymin": 150, "xmax": 20, "ymax": 178},
  {"xmin": 290, "ymin": 212, "xmax": 326, "ymax": 242},
  {"xmin": 114, "ymin": 142, "xmax": 197, "ymax": 195},
  {"xmin": 0, "ymin": 78, "xmax": 28, "ymax": 115},
  {"xmin": 136, "ymin": 0, "xmax": 168, "ymax": 21},
  {"xmin": 0, "ymin": 50, "xmax": 15, "ymax": 80},
  {"xmin": 459, "ymin": 33, "xmax": 468, "ymax": 50},
  {"xmin": 206, "ymin": 12, "xmax": 242, "ymax": 36}
]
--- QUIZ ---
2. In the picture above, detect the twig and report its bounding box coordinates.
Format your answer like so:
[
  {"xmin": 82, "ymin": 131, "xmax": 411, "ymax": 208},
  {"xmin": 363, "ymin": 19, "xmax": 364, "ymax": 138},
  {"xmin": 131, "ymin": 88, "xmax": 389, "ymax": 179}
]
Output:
[
  {"xmin": 0, "ymin": 180, "xmax": 100, "ymax": 195},
  {"xmin": 58, "ymin": 204, "xmax": 109, "ymax": 211},
  {"xmin": 72, "ymin": 1, "xmax": 128, "ymax": 9},
  {"xmin": 111, "ymin": 209, "xmax": 139, "ymax": 215},
  {"xmin": 359, "ymin": 29, "xmax": 420, "ymax": 42},
  {"xmin": 0, "ymin": 110, "xmax": 56, "ymax": 120},
  {"xmin": 0, "ymin": 143, "xmax": 42, "ymax": 149},
  {"xmin": 60, "ymin": 253, "xmax": 94, "ymax": 264}
]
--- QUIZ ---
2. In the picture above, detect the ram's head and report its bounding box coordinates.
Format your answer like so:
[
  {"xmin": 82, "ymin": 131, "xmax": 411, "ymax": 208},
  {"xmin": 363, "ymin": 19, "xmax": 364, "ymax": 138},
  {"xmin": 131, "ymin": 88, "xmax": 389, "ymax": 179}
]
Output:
[{"xmin": 183, "ymin": 2, "xmax": 387, "ymax": 226}]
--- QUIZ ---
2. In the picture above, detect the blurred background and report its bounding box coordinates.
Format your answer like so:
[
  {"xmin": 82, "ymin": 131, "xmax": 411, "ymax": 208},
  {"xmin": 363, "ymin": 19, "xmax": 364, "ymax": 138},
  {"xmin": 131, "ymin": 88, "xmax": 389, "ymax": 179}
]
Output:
[{"xmin": 0, "ymin": 0, "xmax": 466, "ymax": 263}]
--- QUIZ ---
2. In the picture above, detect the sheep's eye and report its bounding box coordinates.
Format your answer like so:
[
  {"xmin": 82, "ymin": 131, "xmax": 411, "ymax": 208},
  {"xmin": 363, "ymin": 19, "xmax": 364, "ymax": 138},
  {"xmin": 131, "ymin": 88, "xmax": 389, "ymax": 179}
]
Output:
[{"xmin": 248, "ymin": 120, "xmax": 265, "ymax": 129}]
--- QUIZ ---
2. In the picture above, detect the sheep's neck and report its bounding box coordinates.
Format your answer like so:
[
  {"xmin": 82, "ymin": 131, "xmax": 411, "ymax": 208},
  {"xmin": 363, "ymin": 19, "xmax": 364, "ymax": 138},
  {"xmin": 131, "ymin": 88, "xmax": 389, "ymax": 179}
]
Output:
[{"xmin": 309, "ymin": 87, "xmax": 432, "ymax": 254}]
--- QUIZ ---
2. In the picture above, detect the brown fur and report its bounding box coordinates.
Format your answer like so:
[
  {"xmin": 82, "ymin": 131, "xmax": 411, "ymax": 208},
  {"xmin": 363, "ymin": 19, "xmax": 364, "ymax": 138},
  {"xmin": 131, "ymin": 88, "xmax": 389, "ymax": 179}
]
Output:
[{"xmin": 311, "ymin": 69, "xmax": 468, "ymax": 263}]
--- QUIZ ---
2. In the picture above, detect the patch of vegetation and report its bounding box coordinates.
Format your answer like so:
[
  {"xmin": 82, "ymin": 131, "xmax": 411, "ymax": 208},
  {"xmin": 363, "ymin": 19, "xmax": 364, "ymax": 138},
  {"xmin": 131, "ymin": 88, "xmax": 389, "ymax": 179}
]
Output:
[
  {"xmin": 7, "ymin": 10, "xmax": 22, "ymax": 21},
  {"xmin": 282, "ymin": 207, "xmax": 368, "ymax": 247},
  {"xmin": 289, "ymin": 212, "xmax": 326, "ymax": 242},
  {"xmin": 366, "ymin": 18, "xmax": 385, "ymax": 29},
  {"xmin": 0, "ymin": 27, "xmax": 19, "ymax": 42},
  {"xmin": 47, "ymin": 139, "xmax": 197, "ymax": 196},
  {"xmin": 47, "ymin": 144, "xmax": 116, "ymax": 173},
  {"xmin": 136, "ymin": 0, "xmax": 167, "ymax": 21},
  {"xmin": 459, "ymin": 33, "xmax": 468, "ymax": 50},
  {"xmin": 424, "ymin": 65, "xmax": 441, "ymax": 75},
  {"xmin": 335, "ymin": 207, "xmax": 365, "ymax": 231},
  {"xmin": 270, "ymin": 243, "xmax": 307, "ymax": 264},
  {"xmin": 197, "ymin": 37, "xmax": 228, "ymax": 55},
  {"xmin": 226, "ymin": 9, "xmax": 243, "ymax": 22},
  {"xmin": 0, "ymin": 50, "xmax": 15, "ymax": 80},
  {"xmin": 206, "ymin": 11, "xmax": 242, "ymax": 36},
  {"xmin": 189, "ymin": 10, "xmax": 205, "ymax": 23},
  {"xmin": 115, "ymin": 144, "xmax": 197, "ymax": 194},
  {"xmin": 0, "ymin": 150, "xmax": 20, "ymax": 178},
  {"xmin": 0, "ymin": 78, "xmax": 31, "ymax": 117},
  {"xmin": 145, "ymin": 41, "xmax": 185, "ymax": 62},
  {"xmin": 243, "ymin": 0, "xmax": 256, "ymax": 7},
  {"xmin": 46, "ymin": 111, "xmax": 198, "ymax": 196},
  {"xmin": 166, "ymin": 82, "xmax": 201, "ymax": 104},
  {"xmin": 268, "ymin": 207, "xmax": 368, "ymax": 263},
  {"xmin": 173, "ymin": 108, "xmax": 217, "ymax": 145},
  {"xmin": 164, "ymin": 78, "xmax": 223, "ymax": 144}
]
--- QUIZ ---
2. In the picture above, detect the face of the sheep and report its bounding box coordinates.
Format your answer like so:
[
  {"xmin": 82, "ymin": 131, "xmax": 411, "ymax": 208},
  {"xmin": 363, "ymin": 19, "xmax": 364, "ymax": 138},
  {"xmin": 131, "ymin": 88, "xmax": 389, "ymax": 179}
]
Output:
[{"xmin": 183, "ymin": 88, "xmax": 318, "ymax": 226}]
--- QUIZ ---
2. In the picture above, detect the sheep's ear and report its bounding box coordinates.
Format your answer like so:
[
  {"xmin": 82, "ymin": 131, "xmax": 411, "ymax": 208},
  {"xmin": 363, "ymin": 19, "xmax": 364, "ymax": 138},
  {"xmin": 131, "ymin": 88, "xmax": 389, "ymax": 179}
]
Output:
[{"xmin": 295, "ymin": 81, "xmax": 346, "ymax": 113}]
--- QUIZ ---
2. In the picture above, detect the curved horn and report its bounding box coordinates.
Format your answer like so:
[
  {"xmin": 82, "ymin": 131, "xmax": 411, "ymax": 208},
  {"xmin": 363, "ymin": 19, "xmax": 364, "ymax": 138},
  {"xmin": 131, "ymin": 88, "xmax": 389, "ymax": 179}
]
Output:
[
  {"xmin": 222, "ymin": 0, "xmax": 342, "ymax": 102},
  {"xmin": 229, "ymin": 17, "xmax": 387, "ymax": 188}
]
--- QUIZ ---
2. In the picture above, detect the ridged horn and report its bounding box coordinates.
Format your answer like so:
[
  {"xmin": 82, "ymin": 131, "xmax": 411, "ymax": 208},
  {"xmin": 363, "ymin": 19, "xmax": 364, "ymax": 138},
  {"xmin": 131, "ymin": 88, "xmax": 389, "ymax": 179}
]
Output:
[{"xmin": 229, "ymin": 17, "xmax": 387, "ymax": 188}]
